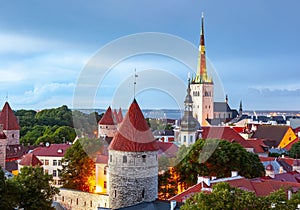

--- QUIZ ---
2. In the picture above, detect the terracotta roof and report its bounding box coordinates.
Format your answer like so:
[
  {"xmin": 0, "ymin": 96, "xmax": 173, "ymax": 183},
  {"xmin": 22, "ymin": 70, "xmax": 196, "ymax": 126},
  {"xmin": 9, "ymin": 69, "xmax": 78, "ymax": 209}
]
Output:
[
  {"xmin": 32, "ymin": 144, "xmax": 71, "ymax": 157},
  {"xmin": 172, "ymin": 176, "xmax": 300, "ymax": 202},
  {"xmin": 247, "ymin": 139, "xmax": 269, "ymax": 154},
  {"xmin": 109, "ymin": 99, "xmax": 158, "ymax": 152},
  {"xmin": 98, "ymin": 106, "xmax": 115, "ymax": 125},
  {"xmin": 6, "ymin": 145, "xmax": 37, "ymax": 161},
  {"xmin": 19, "ymin": 153, "xmax": 42, "ymax": 166},
  {"xmin": 0, "ymin": 102, "xmax": 20, "ymax": 130},
  {"xmin": 117, "ymin": 108, "xmax": 123, "ymax": 123},
  {"xmin": 259, "ymin": 156, "xmax": 276, "ymax": 162},
  {"xmin": 232, "ymin": 126, "xmax": 245, "ymax": 133},
  {"xmin": 156, "ymin": 141, "xmax": 178, "ymax": 158},
  {"xmin": 95, "ymin": 154, "xmax": 108, "ymax": 164},
  {"xmin": 252, "ymin": 125, "xmax": 290, "ymax": 147},
  {"xmin": 202, "ymin": 126, "xmax": 251, "ymax": 148}
]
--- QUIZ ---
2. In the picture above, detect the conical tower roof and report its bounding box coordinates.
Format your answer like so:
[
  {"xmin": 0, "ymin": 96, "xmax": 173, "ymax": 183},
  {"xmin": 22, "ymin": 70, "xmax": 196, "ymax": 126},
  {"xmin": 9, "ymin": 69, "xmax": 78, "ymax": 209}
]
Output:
[
  {"xmin": 98, "ymin": 106, "xmax": 115, "ymax": 125},
  {"xmin": 0, "ymin": 102, "xmax": 20, "ymax": 130},
  {"xmin": 109, "ymin": 99, "xmax": 158, "ymax": 152},
  {"xmin": 117, "ymin": 107, "xmax": 123, "ymax": 123}
]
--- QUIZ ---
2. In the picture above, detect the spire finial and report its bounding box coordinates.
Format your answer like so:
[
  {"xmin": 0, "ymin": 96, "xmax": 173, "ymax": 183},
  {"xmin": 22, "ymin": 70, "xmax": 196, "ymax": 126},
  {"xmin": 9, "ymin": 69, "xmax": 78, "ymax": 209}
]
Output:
[
  {"xmin": 6, "ymin": 92, "xmax": 8, "ymax": 102},
  {"xmin": 133, "ymin": 69, "xmax": 138, "ymax": 99}
]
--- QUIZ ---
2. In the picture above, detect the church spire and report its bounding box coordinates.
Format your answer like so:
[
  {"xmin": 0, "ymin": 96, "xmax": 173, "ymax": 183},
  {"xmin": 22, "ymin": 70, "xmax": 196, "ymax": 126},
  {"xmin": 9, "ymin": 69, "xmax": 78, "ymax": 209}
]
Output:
[
  {"xmin": 239, "ymin": 100, "xmax": 243, "ymax": 116},
  {"xmin": 195, "ymin": 12, "xmax": 211, "ymax": 84}
]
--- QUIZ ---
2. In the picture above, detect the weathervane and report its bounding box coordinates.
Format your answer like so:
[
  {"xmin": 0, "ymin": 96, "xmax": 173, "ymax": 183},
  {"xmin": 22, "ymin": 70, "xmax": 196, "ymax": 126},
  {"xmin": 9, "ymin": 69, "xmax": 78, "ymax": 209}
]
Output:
[{"xmin": 133, "ymin": 69, "xmax": 138, "ymax": 98}]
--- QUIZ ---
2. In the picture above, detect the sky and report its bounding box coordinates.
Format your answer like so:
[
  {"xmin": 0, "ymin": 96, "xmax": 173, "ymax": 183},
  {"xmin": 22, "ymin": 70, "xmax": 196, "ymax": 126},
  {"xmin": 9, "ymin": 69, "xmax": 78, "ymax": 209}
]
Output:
[{"xmin": 0, "ymin": 0, "xmax": 299, "ymax": 111}]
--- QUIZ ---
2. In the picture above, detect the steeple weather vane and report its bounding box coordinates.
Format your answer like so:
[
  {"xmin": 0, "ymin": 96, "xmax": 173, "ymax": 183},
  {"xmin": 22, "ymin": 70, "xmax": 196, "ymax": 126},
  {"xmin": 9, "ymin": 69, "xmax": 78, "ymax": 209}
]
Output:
[{"xmin": 133, "ymin": 69, "xmax": 138, "ymax": 98}]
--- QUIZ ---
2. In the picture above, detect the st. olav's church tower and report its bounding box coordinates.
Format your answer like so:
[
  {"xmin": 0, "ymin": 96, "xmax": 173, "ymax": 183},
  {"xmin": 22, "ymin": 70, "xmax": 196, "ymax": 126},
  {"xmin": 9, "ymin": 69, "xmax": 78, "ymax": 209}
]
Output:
[{"xmin": 190, "ymin": 13, "xmax": 214, "ymax": 125}]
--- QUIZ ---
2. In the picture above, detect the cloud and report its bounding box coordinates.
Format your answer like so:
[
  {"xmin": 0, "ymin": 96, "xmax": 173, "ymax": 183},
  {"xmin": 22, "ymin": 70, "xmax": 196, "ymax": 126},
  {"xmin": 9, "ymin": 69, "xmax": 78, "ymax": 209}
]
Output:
[{"xmin": 17, "ymin": 82, "xmax": 75, "ymax": 105}]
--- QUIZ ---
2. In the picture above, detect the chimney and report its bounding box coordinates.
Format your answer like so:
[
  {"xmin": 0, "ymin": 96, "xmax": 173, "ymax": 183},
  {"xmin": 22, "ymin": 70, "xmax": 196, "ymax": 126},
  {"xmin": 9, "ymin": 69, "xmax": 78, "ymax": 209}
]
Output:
[
  {"xmin": 231, "ymin": 171, "xmax": 238, "ymax": 177},
  {"xmin": 170, "ymin": 200, "xmax": 177, "ymax": 210}
]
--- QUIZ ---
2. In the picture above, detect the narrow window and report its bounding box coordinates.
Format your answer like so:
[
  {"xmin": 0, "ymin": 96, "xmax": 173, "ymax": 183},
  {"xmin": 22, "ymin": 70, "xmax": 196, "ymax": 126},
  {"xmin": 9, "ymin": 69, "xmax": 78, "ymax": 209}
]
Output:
[
  {"xmin": 104, "ymin": 166, "xmax": 107, "ymax": 175},
  {"xmin": 115, "ymin": 190, "xmax": 117, "ymax": 198},
  {"xmin": 90, "ymin": 201, "xmax": 92, "ymax": 207},
  {"xmin": 123, "ymin": 155, "xmax": 127, "ymax": 163},
  {"xmin": 110, "ymin": 155, "xmax": 112, "ymax": 162},
  {"xmin": 142, "ymin": 155, "xmax": 146, "ymax": 163},
  {"xmin": 142, "ymin": 188, "xmax": 145, "ymax": 198},
  {"xmin": 104, "ymin": 181, "xmax": 107, "ymax": 189},
  {"xmin": 53, "ymin": 160, "xmax": 57, "ymax": 166},
  {"xmin": 76, "ymin": 198, "xmax": 78, "ymax": 205},
  {"xmin": 62, "ymin": 196, "xmax": 64, "ymax": 202}
]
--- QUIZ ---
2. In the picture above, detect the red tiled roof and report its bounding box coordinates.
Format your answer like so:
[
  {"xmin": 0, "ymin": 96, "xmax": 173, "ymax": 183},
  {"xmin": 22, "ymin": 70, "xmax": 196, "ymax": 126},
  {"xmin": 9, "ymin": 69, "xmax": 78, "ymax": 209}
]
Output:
[
  {"xmin": 0, "ymin": 102, "xmax": 20, "ymax": 130},
  {"xmin": 172, "ymin": 176, "xmax": 300, "ymax": 202},
  {"xmin": 109, "ymin": 99, "xmax": 158, "ymax": 152},
  {"xmin": 232, "ymin": 126, "xmax": 245, "ymax": 133},
  {"xmin": 95, "ymin": 154, "xmax": 108, "ymax": 164},
  {"xmin": 117, "ymin": 108, "xmax": 123, "ymax": 123},
  {"xmin": 156, "ymin": 141, "xmax": 178, "ymax": 158},
  {"xmin": 98, "ymin": 106, "xmax": 115, "ymax": 125},
  {"xmin": 32, "ymin": 144, "xmax": 71, "ymax": 157},
  {"xmin": 202, "ymin": 126, "xmax": 251, "ymax": 148},
  {"xmin": 259, "ymin": 156, "xmax": 276, "ymax": 162},
  {"xmin": 19, "ymin": 153, "xmax": 42, "ymax": 166},
  {"xmin": 6, "ymin": 145, "xmax": 38, "ymax": 161},
  {"xmin": 247, "ymin": 139, "xmax": 269, "ymax": 154}
]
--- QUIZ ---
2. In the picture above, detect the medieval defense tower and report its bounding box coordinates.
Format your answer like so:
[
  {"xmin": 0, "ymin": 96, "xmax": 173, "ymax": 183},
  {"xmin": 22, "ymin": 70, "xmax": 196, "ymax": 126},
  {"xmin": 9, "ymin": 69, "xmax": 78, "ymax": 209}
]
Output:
[
  {"xmin": 108, "ymin": 99, "xmax": 158, "ymax": 209},
  {"xmin": 190, "ymin": 13, "xmax": 214, "ymax": 125}
]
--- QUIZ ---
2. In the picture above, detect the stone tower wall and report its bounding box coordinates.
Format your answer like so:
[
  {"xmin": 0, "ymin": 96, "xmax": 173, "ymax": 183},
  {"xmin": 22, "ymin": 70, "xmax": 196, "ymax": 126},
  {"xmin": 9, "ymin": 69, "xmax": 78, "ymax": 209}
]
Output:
[
  {"xmin": 0, "ymin": 139, "xmax": 7, "ymax": 168},
  {"xmin": 4, "ymin": 130, "xmax": 19, "ymax": 145},
  {"xmin": 108, "ymin": 150, "xmax": 158, "ymax": 209}
]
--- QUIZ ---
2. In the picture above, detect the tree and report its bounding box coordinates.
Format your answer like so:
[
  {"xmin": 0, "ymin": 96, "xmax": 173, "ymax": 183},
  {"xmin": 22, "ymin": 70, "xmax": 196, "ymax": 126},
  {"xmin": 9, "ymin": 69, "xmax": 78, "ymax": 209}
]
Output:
[
  {"xmin": 12, "ymin": 166, "xmax": 59, "ymax": 210},
  {"xmin": 60, "ymin": 138, "xmax": 103, "ymax": 192},
  {"xmin": 0, "ymin": 169, "xmax": 19, "ymax": 209},
  {"xmin": 181, "ymin": 182, "xmax": 300, "ymax": 210},
  {"xmin": 289, "ymin": 141, "xmax": 300, "ymax": 158},
  {"xmin": 158, "ymin": 168, "xmax": 178, "ymax": 200},
  {"xmin": 175, "ymin": 139, "xmax": 265, "ymax": 187}
]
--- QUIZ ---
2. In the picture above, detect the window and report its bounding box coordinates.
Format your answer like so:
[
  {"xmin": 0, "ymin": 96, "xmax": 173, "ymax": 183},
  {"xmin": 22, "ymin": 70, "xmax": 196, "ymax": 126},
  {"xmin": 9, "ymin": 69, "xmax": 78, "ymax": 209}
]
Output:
[
  {"xmin": 40, "ymin": 159, "xmax": 44, "ymax": 164},
  {"xmin": 123, "ymin": 155, "xmax": 127, "ymax": 163},
  {"xmin": 190, "ymin": 136, "xmax": 193, "ymax": 143},
  {"xmin": 142, "ymin": 155, "xmax": 146, "ymax": 163},
  {"xmin": 58, "ymin": 160, "xmax": 61, "ymax": 166},
  {"xmin": 44, "ymin": 160, "xmax": 49, "ymax": 165},
  {"xmin": 90, "ymin": 201, "xmax": 93, "ymax": 207},
  {"xmin": 53, "ymin": 160, "xmax": 57, "ymax": 166},
  {"xmin": 53, "ymin": 170, "xmax": 57, "ymax": 177},
  {"xmin": 104, "ymin": 166, "xmax": 107, "ymax": 175},
  {"xmin": 183, "ymin": 136, "xmax": 186, "ymax": 142},
  {"xmin": 12, "ymin": 134, "xmax": 14, "ymax": 138},
  {"xmin": 110, "ymin": 155, "xmax": 112, "ymax": 162},
  {"xmin": 114, "ymin": 190, "xmax": 117, "ymax": 198},
  {"xmin": 76, "ymin": 198, "xmax": 78, "ymax": 205},
  {"xmin": 58, "ymin": 170, "xmax": 61, "ymax": 177},
  {"xmin": 142, "ymin": 188, "xmax": 145, "ymax": 198},
  {"xmin": 62, "ymin": 196, "xmax": 64, "ymax": 202},
  {"xmin": 104, "ymin": 181, "xmax": 107, "ymax": 189}
]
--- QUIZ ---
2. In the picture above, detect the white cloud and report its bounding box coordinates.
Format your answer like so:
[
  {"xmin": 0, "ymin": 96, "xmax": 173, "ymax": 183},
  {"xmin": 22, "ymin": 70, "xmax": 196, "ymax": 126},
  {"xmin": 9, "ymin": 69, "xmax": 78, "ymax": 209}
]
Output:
[{"xmin": 17, "ymin": 82, "xmax": 75, "ymax": 105}]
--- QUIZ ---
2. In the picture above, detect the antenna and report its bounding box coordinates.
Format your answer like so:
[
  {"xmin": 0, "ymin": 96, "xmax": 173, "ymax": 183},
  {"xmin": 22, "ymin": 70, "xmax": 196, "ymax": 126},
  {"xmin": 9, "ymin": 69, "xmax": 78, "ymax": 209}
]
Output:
[{"xmin": 133, "ymin": 69, "xmax": 138, "ymax": 98}]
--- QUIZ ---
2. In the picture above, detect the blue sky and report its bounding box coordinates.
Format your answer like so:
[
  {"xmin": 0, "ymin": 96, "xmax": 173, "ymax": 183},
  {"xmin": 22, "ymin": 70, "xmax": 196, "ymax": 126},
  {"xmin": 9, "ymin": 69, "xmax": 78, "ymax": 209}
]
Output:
[{"xmin": 0, "ymin": 0, "xmax": 299, "ymax": 111}]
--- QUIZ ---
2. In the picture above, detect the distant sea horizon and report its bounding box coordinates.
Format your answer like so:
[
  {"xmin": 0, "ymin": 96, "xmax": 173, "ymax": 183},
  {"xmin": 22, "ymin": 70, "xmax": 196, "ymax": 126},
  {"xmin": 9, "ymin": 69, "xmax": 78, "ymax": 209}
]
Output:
[{"xmin": 76, "ymin": 108, "xmax": 300, "ymax": 120}]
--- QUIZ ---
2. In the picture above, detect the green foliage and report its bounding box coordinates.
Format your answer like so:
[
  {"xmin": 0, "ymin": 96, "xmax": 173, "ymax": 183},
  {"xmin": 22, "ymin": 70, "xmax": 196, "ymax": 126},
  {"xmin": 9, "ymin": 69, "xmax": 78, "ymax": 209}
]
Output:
[
  {"xmin": 175, "ymin": 139, "xmax": 265, "ymax": 187},
  {"xmin": 60, "ymin": 138, "xmax": 103, "ymax": 192},
  {"xmin": 288, "ymin": 141, "xmax": 300, "ymax": 158},
  {"xmin": 181, "ymin": 182, "xmax": 300, "ymax": 210},
  {"xmin": 0, "ymin": 167, "xmax": 59, "ymax": 210}
]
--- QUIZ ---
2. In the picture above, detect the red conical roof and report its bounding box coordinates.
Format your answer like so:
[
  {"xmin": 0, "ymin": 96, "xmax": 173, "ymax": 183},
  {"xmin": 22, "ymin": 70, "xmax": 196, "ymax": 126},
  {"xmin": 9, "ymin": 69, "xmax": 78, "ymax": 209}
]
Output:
[
  {"xmin": 109, "ymin": 99, "xmax": 158, "ymax": 152},
  {"xmin": 117, "ymin": 107, "xmax": 123, "ymax": 123},
  {"xmin": 98, "ymin": 106, "xmax": 115, "ymax": 125},
  {"xmin": 19, "ymin": 153, "xmax": 42, "ymax": 166},
  {"xmin": 0, "ymin": 102, "xmax": 20, "ymax": 130}
]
